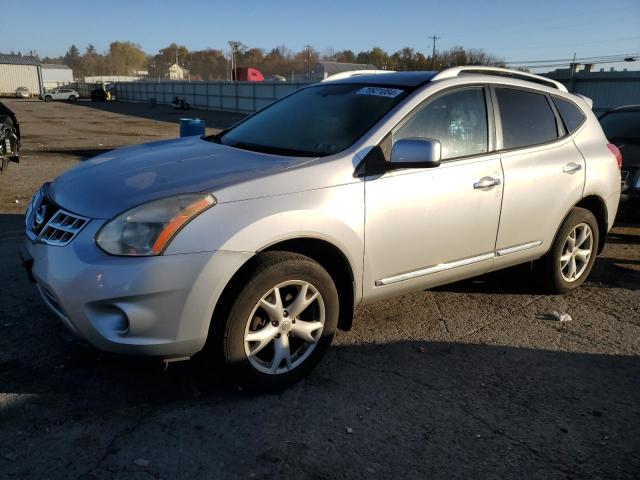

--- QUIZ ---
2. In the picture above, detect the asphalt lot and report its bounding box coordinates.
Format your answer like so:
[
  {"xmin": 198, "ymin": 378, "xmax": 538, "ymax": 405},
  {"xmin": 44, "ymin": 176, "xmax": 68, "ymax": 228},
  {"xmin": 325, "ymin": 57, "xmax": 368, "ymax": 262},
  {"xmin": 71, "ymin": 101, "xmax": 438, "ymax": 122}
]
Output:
[{"xmin": 1, "ymin": 98, "xmax": 639, "ymax": 479}]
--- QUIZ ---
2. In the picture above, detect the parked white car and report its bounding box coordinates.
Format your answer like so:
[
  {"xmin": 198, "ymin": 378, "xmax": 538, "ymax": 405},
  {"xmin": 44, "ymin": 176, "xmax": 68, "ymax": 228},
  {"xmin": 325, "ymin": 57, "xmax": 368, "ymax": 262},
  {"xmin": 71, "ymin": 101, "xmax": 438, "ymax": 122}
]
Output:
[
  {"xmin": 42, "ymin": 88, "xmax": 79, "ymax": 102},
  {"xmin": 22, "ymin": 67, "xmax": 621, "ymax": 390}
]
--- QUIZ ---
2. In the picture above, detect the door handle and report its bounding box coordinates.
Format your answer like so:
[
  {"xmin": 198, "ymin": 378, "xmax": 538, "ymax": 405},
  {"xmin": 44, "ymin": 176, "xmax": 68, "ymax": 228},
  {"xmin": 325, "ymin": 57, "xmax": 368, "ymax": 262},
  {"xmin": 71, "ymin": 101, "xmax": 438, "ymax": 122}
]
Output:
[
  {"xmin": 563, "ymin": 162, "xmax": 582, "ymax": 173},
  {"xmin": 473, "ymin": 177, "xmax": 501, "ymax": 189}
]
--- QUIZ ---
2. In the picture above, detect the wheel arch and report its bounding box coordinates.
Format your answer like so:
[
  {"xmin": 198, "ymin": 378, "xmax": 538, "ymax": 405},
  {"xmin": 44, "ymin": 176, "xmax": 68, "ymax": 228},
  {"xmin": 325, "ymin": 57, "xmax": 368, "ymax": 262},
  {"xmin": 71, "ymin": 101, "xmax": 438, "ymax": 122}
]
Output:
[
  {"xmin": 547, "ymin": 195, "xmax": 608, "ymax": 259},
  {"xmin": 575, "ymin": 195, "xmax": 608, "ymax": 254},
  {"xmin": 210, "ymin": 236, "xmax": 356, "ymax": 338},
  {"xmin": 260, "ymin": 237, "xmax": 356, "ymax": 331}
]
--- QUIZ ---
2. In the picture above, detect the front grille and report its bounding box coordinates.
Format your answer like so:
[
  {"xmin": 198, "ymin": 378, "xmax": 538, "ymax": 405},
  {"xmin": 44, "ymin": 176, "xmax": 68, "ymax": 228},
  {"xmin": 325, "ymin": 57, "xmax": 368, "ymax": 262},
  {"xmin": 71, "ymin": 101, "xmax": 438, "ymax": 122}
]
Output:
[
  {"xmin": 25, "ymin": 187, "xmax": 90, "ymax": 246},
  {"xmin": 38, "ymin": 210, "xmax": 89, "ymax": 246}
]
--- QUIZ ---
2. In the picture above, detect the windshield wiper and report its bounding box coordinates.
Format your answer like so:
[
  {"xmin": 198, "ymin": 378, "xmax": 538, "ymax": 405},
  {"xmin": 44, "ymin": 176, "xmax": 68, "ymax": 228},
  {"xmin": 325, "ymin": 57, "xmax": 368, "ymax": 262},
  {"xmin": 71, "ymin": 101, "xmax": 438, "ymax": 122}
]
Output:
[{"xmin": 224, "ymin": 140, "xmax": 319, "ymax": 157}]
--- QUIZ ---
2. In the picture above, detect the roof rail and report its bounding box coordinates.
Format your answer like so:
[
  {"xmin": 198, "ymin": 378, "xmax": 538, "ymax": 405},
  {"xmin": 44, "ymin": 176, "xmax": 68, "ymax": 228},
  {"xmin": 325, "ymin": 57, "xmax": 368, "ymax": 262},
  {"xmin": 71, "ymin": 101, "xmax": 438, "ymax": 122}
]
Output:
[
  {"xmin": 432, "ymin": 66, "xmax": 568, "ymax": 92},
  {"xmin": 321, "ymin": 70, "xmax": 394, "ymax": 82}
]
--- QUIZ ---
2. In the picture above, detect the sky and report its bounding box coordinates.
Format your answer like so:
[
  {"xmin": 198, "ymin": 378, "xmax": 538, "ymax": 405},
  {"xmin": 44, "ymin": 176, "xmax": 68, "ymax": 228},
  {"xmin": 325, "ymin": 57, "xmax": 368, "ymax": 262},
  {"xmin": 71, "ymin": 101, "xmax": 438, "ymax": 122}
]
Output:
[{"xmin": 5, "ymin": 0, "xmax": 640, "ymax": 72}]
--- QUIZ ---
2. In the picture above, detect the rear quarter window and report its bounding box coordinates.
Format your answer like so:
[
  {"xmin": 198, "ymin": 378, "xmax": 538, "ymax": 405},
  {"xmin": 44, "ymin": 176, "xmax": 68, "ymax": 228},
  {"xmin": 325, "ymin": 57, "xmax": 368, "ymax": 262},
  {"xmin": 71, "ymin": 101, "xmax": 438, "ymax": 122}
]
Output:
[
  {"xmin": 553, "ymin": 97, "xmax": 586, "ymax": 133},
  {"xmin": 496, "ymin": 88, "xmax": 559, "ymax": 150}
]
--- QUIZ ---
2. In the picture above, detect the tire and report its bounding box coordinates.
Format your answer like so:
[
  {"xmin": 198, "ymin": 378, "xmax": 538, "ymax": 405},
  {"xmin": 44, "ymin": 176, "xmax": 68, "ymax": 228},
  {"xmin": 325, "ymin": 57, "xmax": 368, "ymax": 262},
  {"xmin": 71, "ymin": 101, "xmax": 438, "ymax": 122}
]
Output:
[
  {"xmin": 68, "ymin": 95, "xmax": 77, "ymax": 102},
  {"xmin": 538, "ymin": 207, "xmax": 599, "ymax": 294},
  {"xmin": 44, "ymin": 96, "xmax": 52, "ymax": 102},
  {"xmin": 215, "ymin": 252, "xmax": 339, "ymax": 391}
]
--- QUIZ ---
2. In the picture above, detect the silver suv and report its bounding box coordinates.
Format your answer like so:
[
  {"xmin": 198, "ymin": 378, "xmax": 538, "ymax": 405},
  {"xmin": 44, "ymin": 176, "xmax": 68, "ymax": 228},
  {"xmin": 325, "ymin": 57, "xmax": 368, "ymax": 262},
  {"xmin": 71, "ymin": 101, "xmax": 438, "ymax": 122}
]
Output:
[{"xmin": 22, "ymin": 67, "xmax": 621, "ymax": 389}]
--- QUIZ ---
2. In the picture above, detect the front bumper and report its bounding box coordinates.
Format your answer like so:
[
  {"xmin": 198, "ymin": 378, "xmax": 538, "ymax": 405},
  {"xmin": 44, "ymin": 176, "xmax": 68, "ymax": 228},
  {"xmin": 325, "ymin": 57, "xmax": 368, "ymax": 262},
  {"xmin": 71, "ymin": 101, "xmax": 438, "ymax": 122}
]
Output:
[{"xmin": 22, "ymin": 220, "xmax": 252, "ymax": 357}]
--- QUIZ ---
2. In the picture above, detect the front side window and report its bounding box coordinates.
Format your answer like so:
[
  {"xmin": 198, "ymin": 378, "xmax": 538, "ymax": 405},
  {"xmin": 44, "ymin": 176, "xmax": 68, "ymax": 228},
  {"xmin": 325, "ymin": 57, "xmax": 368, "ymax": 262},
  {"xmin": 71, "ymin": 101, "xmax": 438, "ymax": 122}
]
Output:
[
  {"xmin": 218, "ymin": 84, "xmax": 408, "ymax": 156},
  {"xmin": 393, "ymin": 87, "xmax": 488, "ymax": 160},
  {"xmin": 553, "ymin": 96, "xmax": 586, "ymax": 133},
  {"xmin": 496, "ymin": 88, "xmax": 559, "ymax": 149}
]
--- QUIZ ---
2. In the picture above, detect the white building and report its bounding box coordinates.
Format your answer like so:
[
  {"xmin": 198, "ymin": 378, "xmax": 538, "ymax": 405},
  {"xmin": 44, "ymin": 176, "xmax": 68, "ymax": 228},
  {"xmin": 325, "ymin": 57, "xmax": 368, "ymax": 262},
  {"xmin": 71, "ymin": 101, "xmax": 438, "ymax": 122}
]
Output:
[
  {"xmin": 168, "ymin": 62, "xmax": 189, "ymax": 80},
  {"xmin": 0, "ymin": 53, "xmax": 43, "ymax": 96},
  {"xmin": 41, "ymin": 63, "xmax": 74, "ymax": 89}
]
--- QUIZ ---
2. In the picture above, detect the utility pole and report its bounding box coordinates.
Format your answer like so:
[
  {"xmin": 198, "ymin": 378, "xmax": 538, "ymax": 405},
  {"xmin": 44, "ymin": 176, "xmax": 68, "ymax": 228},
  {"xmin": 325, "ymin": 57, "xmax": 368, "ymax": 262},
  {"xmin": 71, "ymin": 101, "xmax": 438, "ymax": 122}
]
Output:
[
  {"xmin": 228, "ymin": 41, "xmax": 242, "ymax": 81},
  {"xmin": 429, "ymin": 34, "xmax": 440, "ymax": 71},
  {"xmin": 568, "ymin": 52, "xmax": 577, "ymax": 93},
  {"xmin": 304, "ymin": 44, "xmax": 312, "ymax": 77}
]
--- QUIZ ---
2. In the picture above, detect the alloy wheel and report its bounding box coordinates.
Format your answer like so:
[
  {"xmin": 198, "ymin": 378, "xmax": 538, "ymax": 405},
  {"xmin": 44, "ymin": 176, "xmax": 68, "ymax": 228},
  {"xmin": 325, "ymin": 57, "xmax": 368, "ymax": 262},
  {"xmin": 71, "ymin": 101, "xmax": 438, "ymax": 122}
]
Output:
[
  {"xmin": 243, "ymin": 280, "xmax": 325, "ymax": 375},
  {"xmin": 559, "ymin": 222, "xmax": 593, "ymax": 282}
]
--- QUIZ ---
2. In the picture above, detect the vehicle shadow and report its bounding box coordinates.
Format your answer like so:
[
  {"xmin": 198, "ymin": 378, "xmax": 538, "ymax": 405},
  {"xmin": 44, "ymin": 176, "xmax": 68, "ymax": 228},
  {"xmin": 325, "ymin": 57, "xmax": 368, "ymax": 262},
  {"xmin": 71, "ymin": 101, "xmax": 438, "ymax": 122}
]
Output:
[
  {"xmin": 606, "ymin": 229, "xmax": 640, "ymax": 245},
  {"xmin": 1, "ymin": 212, "xmax": 639, "ymax": 478},
  {"xmin": 432, "ymin": 263, "xmax": 546, "ymax": 295},
  {"xmin": 41, "ymin": 147, "xmax": 113, "ymax": 159},
  {"xmin": 1, "ymin": 333, "xmax": 638, "ymax": 478},
  {"xmin": 71, "ymin": 100, "xmax": 247, "ymax": 132}
]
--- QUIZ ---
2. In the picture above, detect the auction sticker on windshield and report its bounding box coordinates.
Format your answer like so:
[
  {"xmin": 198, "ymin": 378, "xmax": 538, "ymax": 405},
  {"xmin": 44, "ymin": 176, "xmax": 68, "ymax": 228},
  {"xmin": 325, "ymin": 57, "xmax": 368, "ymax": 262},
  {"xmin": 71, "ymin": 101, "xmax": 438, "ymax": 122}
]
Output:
[{"xmin": 356, "ymin": 87, "xmax": 404, "ymax": 98}]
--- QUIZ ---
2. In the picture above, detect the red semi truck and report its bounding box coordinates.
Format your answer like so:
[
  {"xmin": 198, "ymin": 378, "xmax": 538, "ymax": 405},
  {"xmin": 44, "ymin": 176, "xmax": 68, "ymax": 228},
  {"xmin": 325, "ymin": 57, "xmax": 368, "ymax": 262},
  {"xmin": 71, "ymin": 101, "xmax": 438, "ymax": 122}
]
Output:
[{"xmin": 233, "ymin": 67, "xmax": 265, "ymax": 82}]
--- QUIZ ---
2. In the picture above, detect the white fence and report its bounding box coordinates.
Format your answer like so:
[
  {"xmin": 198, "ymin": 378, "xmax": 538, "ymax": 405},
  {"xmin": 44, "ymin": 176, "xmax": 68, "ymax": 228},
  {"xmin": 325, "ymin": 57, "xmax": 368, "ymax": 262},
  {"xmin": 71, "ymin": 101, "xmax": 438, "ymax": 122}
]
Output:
[{"xmin": 115, "ymin": 81, "xmax": 310, "ymax": 114}]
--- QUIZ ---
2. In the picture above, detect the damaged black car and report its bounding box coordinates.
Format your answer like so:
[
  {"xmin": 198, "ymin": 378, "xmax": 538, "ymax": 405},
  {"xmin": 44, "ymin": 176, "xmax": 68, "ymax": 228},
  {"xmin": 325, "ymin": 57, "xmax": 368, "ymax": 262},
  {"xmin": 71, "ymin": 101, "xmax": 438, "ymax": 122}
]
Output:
[{"xmin": 0, "ymin": 101, "xmax": 20, "ymax": 174}]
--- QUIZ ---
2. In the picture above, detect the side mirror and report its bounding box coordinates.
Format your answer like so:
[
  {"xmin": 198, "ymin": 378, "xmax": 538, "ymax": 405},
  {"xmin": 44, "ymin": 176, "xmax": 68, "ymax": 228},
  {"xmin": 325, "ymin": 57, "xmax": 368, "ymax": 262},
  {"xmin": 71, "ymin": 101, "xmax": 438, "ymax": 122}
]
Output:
[{"xmin": 388, "ymin": 138, "xmax": 442, "ymax": 169}]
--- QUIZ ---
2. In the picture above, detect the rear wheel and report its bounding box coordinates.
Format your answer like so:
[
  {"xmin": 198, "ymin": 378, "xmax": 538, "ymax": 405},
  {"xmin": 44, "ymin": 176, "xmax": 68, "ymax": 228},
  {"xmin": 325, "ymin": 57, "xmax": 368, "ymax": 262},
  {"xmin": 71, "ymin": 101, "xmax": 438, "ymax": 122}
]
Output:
[
  {"xmin": 44, "ymin": 95, "xmax": 52, "ymax": 102},
  {"xmin": 68, "ymin": 95, "xmax": 77, "ymax": 102},
  {"xmin": 217, "ymin": 252, "xmax": 338, "ymax": 391},
  {"xmin": 538, "ymin": 207, "xmax": 599, "ymax": 293}
]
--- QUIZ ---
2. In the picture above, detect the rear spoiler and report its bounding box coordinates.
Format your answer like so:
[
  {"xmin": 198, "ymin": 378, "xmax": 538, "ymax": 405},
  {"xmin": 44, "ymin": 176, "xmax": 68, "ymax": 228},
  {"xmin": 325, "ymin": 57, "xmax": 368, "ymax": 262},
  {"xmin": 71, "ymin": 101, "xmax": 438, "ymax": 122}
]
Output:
[{"xmin": 575, "ymin": 94, "xmax": 593, "ymax": 110}]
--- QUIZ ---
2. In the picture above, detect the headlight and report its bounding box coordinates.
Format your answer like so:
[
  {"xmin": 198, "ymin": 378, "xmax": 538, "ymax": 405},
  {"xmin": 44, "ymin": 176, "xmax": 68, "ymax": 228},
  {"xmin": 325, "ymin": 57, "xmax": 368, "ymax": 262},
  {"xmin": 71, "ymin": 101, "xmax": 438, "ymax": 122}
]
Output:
[
  {"xmin": 96, "ymin": 193, "xmax": 216, "ymax": 256},
  {"xmin": 635, "ymin": 175, "xmax": 640, "ymax": 189}
]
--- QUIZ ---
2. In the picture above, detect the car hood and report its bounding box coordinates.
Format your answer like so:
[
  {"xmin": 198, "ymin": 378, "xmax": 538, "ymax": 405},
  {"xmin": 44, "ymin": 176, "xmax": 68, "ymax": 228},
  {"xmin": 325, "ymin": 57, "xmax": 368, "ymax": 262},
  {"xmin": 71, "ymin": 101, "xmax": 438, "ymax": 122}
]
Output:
[{"xmin": 49, "ymin": 136, "xmax": 317, "ymax": 218}]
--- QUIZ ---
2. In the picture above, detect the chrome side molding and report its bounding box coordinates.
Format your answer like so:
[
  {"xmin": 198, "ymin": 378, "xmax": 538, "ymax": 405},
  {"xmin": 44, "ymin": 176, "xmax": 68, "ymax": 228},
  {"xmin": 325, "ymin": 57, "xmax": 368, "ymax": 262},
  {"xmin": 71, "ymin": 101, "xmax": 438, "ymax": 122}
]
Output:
[
  {"xmin": 376, "ymin": 240, "xmax": 543, "ymax": 286},
  {"xmin": 375, "ymin": 252, "xmax": 495, "ymax": 286},
  {"xmin": 496, "ymin": 240, "xmax": 543, "ymax": 256}
]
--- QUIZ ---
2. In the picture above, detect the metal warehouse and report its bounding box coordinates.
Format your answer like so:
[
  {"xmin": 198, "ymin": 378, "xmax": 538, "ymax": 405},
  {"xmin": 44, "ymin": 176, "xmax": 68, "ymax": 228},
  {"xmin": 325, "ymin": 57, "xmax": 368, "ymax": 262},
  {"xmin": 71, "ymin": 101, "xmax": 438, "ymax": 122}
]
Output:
[
  {"xmin": 0, "ymin": 53, "xmax": 43, "ymax": 96},
  {"xmin": 42, "ymin": 63, "xmax": 74, "ymax": 89}
]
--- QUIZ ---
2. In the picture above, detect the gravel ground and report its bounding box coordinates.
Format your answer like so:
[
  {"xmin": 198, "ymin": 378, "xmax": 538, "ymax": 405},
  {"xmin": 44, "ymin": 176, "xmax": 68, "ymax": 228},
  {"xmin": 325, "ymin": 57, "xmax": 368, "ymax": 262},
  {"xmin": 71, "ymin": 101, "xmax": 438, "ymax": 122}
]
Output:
[{"xmin": 0, "ymin": 99, "xmax": 639, "ymax": 479}]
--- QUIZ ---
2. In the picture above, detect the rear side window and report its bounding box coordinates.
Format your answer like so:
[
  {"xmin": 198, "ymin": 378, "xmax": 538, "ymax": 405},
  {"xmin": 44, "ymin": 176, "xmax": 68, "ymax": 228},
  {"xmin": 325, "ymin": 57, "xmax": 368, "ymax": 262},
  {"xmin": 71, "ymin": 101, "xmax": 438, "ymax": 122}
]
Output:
[
  {"xmin": 553, "ymin": 97, "xmax": 586, "ymax": 133},
  {"xmin": 496, "ymin": 88, "xmax": 558, "ymax": 149}
]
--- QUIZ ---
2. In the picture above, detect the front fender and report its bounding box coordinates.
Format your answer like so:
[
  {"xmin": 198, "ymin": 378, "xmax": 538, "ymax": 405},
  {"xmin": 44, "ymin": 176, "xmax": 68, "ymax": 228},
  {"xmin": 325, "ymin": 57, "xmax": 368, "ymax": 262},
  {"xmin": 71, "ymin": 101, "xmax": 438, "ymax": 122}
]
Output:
[{"xmin": 165, "ymin": 182, "xmax": 365, "ymax": 296}]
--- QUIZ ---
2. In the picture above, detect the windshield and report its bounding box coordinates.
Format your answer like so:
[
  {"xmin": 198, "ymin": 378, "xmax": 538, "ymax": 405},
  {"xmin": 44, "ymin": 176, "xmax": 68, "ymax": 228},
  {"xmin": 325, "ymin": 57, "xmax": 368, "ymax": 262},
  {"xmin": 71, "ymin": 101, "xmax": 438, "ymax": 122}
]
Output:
[
  {"xmin": 217, "ymin": 84, "xmax": 408, "ymax": 156},
  {"xmin": 600, "ymin": 110, "xmax": 640, "ymax": 140}
]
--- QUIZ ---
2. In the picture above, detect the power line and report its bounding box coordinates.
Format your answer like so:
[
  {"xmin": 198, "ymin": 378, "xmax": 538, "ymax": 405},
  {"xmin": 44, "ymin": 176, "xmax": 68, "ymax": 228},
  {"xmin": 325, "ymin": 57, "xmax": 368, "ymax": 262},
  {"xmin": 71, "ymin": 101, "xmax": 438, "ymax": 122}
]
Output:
[
  {"xmin": 483, "ymin": 35, "xmax": 640, "ymax": 51},
  {"xmin": 508, "ymin": 56, "xmax": 639, "ymax": 71},
  {"xmin": 504, "ymin": 52, "xmax": 639, "ymax": 65}
]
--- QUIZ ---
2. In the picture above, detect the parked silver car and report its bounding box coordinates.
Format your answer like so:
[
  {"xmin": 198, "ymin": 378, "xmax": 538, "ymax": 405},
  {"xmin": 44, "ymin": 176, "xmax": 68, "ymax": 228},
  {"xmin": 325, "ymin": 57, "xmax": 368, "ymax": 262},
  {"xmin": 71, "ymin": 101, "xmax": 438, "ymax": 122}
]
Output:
[
  {"xmin": 15, "ymin": 87, "xmax": 30, "ymax": 99},
  {"xmin": 22, "ymin": 67, "xmax": 621, "ymax": 389}
]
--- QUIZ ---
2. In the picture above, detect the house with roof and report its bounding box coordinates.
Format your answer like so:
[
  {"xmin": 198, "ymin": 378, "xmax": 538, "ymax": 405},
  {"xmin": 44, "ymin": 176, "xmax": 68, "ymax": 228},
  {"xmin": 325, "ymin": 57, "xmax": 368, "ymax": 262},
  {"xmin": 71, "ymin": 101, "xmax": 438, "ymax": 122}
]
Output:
[
  {"xmin": 0, "ymin": 53, "xmax": 45, "ymax": 96},
  {"xmin": 168, "ymin": 62, "xmax": 189, "ymax": 80}
]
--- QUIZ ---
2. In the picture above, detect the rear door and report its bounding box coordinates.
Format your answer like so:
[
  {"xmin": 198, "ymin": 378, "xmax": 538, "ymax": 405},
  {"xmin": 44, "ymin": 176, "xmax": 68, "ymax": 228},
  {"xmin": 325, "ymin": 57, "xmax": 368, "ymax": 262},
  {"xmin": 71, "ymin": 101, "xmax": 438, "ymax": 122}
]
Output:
[{"xmin": 492, "ymin": 86, "xmax": 585, "ymax": 269}]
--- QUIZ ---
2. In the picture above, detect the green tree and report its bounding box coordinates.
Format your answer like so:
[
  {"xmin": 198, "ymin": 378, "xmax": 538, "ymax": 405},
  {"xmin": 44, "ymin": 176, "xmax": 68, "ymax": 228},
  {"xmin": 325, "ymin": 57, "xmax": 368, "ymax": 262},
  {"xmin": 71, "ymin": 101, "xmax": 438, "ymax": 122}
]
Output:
[{"xmin": 106, "ymin": 41, "xmax": 146, "ymax": 75}]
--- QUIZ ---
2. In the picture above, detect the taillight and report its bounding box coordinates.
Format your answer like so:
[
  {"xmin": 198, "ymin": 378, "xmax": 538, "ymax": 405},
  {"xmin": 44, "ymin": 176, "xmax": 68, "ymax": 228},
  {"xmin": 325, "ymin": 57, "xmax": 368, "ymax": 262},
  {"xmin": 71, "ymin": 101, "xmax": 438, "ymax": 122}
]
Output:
[{"xmin": 607, "ymin": 143, "xmax": 622, "ymax": 170}]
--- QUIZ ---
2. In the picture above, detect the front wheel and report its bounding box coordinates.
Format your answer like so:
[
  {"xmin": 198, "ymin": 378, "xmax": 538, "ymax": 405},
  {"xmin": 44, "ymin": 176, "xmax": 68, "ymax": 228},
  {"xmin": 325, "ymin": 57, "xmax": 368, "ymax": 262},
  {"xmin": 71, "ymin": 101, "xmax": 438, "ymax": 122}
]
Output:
[
  {"xmin": 217, "ymin": 252, "xmax": 339, "ymax": 391},
  {"xmin": 538, "ymin": 207, "xmax": 599, "ymax": 293},
  {"xmin": 44, "ymin": 96, "xmax": 52, "ymax": 102}
]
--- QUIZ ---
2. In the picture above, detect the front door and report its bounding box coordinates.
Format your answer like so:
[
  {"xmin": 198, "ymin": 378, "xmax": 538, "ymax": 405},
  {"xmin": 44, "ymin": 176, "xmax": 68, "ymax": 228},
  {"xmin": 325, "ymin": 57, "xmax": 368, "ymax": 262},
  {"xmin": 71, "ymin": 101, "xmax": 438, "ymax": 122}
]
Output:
[{"xmin": 363, "ymin": 86, "xmax": 504, "ymax": 302}]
